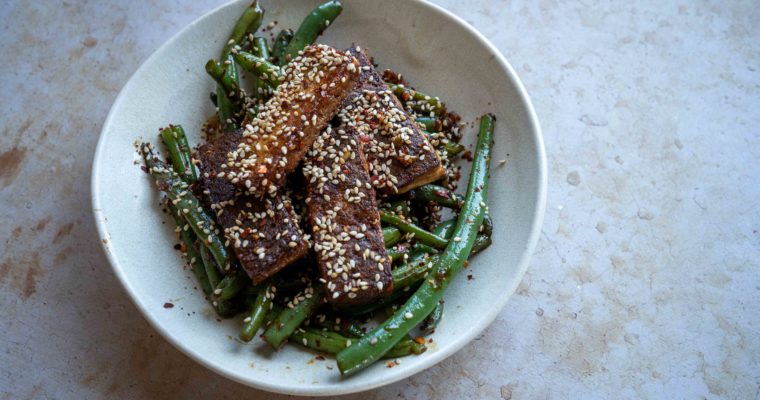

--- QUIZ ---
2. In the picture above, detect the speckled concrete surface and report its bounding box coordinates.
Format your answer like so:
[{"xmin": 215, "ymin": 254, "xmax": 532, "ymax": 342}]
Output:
[{"xmin": 1, "ymin": 0, "xmax": 758, "ymax": 398}]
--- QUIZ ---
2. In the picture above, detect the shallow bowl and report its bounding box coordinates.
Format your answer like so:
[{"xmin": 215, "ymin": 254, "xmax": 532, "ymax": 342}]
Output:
[{"xmin": 91, "ymin": 0, "xmax": 546, "ymax": 395}]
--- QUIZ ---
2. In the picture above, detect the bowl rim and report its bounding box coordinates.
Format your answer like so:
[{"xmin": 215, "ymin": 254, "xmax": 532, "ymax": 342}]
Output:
[{"xmin": 90, "ymin": 0, "xmax": 546, "ymax": 395}]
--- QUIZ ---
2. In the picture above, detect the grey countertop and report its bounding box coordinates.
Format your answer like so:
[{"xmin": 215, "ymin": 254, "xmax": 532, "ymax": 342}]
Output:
[{"xmin": 1, "ymin": 1, "xmax": 758, "ymax": 398}]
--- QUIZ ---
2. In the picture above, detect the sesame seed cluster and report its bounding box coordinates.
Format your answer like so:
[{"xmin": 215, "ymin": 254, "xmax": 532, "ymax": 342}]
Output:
[
  {"xmin": 303, "ymin": 125, "xmax": 393, "ymax": 306},
  {"xmin": 221, "ymin": 44, "xmax": 361, "ymax": 197}
]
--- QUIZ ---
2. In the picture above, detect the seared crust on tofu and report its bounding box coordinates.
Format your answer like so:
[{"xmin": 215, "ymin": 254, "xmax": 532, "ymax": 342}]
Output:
[
  {"xmin": 338, "ymin": 46, "xmax": 445, "ymax": 196},
  {"xmin": 196, "ymin": 131, "xmax": 308, "ymax": 284},
  {"xmin": 217, "ymin": 194, "xmax": 308, "ymax": 284},
  {"xmin": 303, "ymin": 125, "xmax": 393, "ymax": 307},
  {"xmin": 222, "ymin": 44, "xmax": 361, "ymax": 197}
]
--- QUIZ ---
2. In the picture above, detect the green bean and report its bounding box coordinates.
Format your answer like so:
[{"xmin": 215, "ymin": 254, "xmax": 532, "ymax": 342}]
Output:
[
  {"xmin": 159, "ymin": 126, "xmax": 191, "ymax": 182},
  {"xmin": 233, "ymin": 51, "xmax": 282, "ymax": 87},
  {"xmin": 409, "ymin": 184, "xmax": 463, "ymax": 209},
  {"xmin": 240, "ymin": 283, "xmax": 274, "ymax": 342},
  {"xmin": 290, "ymin": 328, "xmax": 347, "ymax": 353},
  {"xmin": 212, "ymin": 296, "xmax": 241, "ymax": 318},
  {"xmin": 414, "ymin": 116, "xmax": 441, "ymax": 132},
  {"xmin": 199, "ymin": 244, "xmax": 240, "ymax": 318},
  {"xmin": 442, "ymin": 141, "xmax": 466, "ymax": 157},
  {"xmin": 336, "ymin": 114, "xmax": 494, "ymax": 375},
  {"xmin": 387, "ymin": 231, "xmax": 490, "ymax": 293},
  {"xmin": 205, "ymin": 60, "xmax": 247, "ymax": 105},
  {"xmin": 142, "ymin": 146, "xmax": 231, "ymax": 270},
  {"xmin": 253, "ymin": 36, "xmax": 270, "ymax": 59},
  {"xmin": 290, "ymin": 328, "xmax": 425, "ymax": 358},
  {"xmin": 343, "ymin": 323, "xmax": 366, "ymax": 338},
  {"xmin": 159, "ymin": 125, "xmax": 199, "ymax": 184},
  {"xmin": 169, "ymin": 204, "xmax": 211, "ymax": 295},
  {"xmin": 383, "ymin": 226, "xmax": 402, "ymax": 247},
  {"xmin": 384, "ymin": 336, "xmax": 427, "ymax": 358},
  {"xmin": 217, "ymin": 1, "xmax": 263, "ymax": 132},
  {"xmin": 425, "ymin": 131, "xmax": 465, "ymax": 157},
  {"xmin": 390, "ymin": 253, "xmax": 435, "ymax": 289},
  {"xmin": 263, "ymin": 303, "xmax": 284, "ymax": 327},
  {"xmin": 173, "ymin": 126, "xmax": 199, "ymax": 179},
  {"xmin": 283, "ymin": 0, "xmax": 343, "ymax": 62},
  {"xmin": 272, "ymin": 28, "xmax": 294, "ymax": 65},
  {"xmin": 420, "ymin": 301, "xmax": 444, "ymax": 334},
  {"xmin": 310, "ymin": 314, "xmax": 365, "ymax": 338},
  {"xmin": 433, "ymin": 219, "xmax": 456, "ymax": 238},
  {"xmin": 216, "ymin": 89, "xmax": 238, "ymax": 133},
  {"xmin": 262, "ymin": 286, "xmax": 323, "ymax": 348},
  {"xmin": 213, "ymin": 267, "xmax": 249, "ymax": 301},
  {"xmin": 388, "ymin": 83, "xmax": 444, "ymax": 114},
  {"xmin": 436, "ymin": 218, "xmax": 492, "ymax": 253},
  {"xmin": 480, "ymin": 214, "xmax": 493, "ymax": 236},
  {"xmin": 251, "ymin": 37, "xmax": 273, "ymax": 100},
  {"xmin": 198, "ymin": 243, "xmax": 223, "ymax": 289},
  {"xmin": 221, "ymin": 1, "xmax": 264, "ymax": 61},
  {"xmin": 471, "ymin": 233, "xmax": 492, "ymax": 254},
  {"xmin": 380, "ymin": 212, "xmax": 448, "ymax": 249}
]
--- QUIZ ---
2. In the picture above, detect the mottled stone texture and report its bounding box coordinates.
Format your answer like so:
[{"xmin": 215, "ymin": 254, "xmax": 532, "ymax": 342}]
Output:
[{"xmin": 0, "ymin": 0, "xmax": 758, "ymax": 398}]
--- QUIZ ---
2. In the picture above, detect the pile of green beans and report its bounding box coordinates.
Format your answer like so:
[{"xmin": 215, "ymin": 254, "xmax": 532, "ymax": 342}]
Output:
[{"xmin": 142, "ymin": 0, "xmax": 496, "ymax": 377}]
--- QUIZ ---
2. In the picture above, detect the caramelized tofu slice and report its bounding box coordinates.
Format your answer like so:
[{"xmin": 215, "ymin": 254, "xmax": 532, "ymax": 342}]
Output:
[
  {"xmin": 217, "ymin": 194, "xmax": 308, "ymax": 284},
  {"xmin": 196, "ymin": 131, "xmax": 308, "ymax": 284},
  {"xmin": 222, "ymin": 44, "xmax": 361, "ymax": 197},
  {"xmin": 303, "ymin": 125, "xmax": 393, "ymax": 307},
  {"xmin": 338, "ymin": 46, "xmax": 445, "ymax": 196}
]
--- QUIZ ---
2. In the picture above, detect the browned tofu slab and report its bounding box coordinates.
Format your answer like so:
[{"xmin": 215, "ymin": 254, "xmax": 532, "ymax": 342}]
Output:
[
  {"xmin": 196, "ymin": 131, "xmax": 308, "ymax": 283},
  {"xmin": 303, "ymin": 124, "xmax": 393, "ymax": 307},
  {"xmin": 221, "ymin": 44, "xmax": 361, "ymax": 197},
  {"xmin": 216, "ymin": 194, "xmax": 308, "ymax": 284},
  {"xmin": 338, "ymin": 46, "xmax": 445, "ymax": 196}
]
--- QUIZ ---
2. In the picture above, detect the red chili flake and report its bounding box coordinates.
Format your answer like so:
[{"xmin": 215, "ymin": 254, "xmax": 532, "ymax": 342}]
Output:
[
  {"xmin": 180, "ymin": 243, "xmax": 187, "ymax": 253},
  {"xmin": 257, "ymin": 165, "xmax": 268, "ymax": 174},
  {"xmin": 428, "ymin": 338, "xmax": 434, "ymax": 343},
  {"xmin": 315, "ymin": 355, "xmax": 325, "ymax": 361},
  {"xmin": 163, "ymin": 302, "xmax": 174, "ymax": 309},
  {"xmin": 386, "ymin": 361, "xmax": 396, "ymax": 368}
]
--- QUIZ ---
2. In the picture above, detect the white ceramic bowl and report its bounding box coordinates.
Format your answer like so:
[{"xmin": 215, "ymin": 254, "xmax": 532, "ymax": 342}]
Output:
[{"xmin": 91, "ymin": 0, "xmax": 545, "ymax": 395}]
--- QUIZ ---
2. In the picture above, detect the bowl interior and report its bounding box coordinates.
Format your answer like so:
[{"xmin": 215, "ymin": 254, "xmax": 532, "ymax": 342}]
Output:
[{"xmin": 92, "ymin": 0, "xmax": 545, "ymax": 395}]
